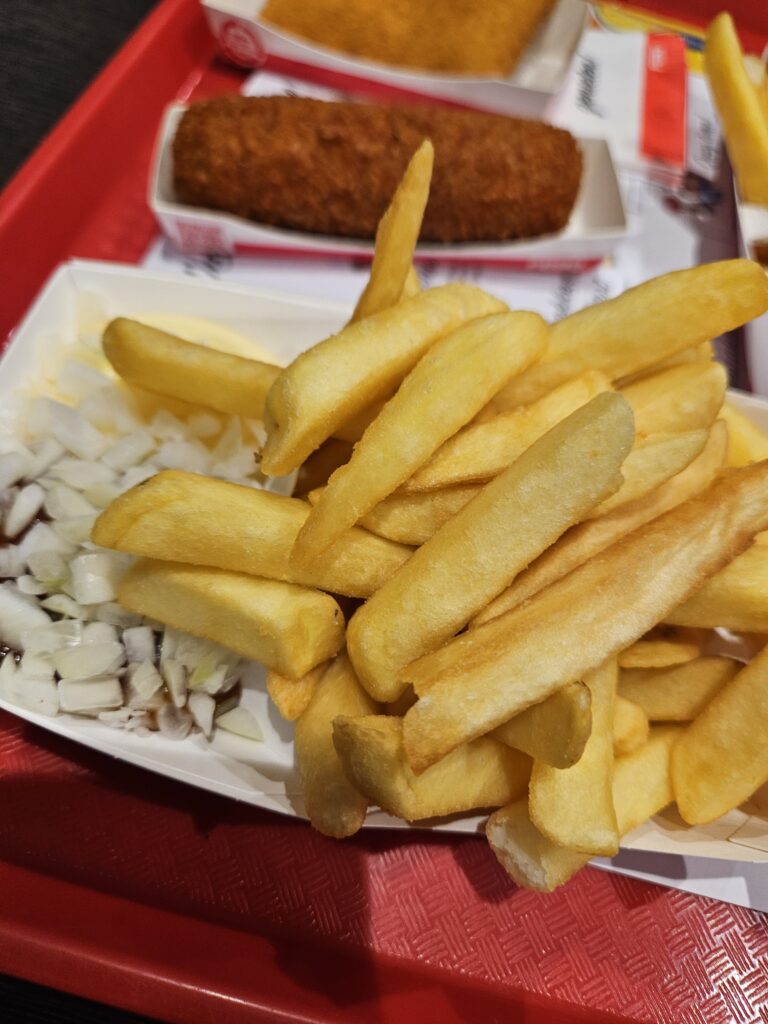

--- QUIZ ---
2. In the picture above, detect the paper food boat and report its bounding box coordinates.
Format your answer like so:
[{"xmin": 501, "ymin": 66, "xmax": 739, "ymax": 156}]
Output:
[
  {"xmin": 3, "ymin": 260, "xmax": 768, "ymax": 911},
  {"xmin": 736, "ymin": 194, "xmax": 768, "ymax": 396},
  {"xmin": 200, "ymin": 0, "xmax": 587, "ymax": 120},
  {"xmin": 150, "ymin": 101, "xmax": 627, "ymax": 272}
]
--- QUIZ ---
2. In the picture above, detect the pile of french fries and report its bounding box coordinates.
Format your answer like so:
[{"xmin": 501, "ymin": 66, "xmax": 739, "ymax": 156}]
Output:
[{"xmin": 93, "ymin": 139, "xmax": 768, "ymax": 891}]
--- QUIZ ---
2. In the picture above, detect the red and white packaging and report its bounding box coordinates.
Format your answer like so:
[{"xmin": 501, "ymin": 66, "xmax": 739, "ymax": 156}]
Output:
[
  {"xmin": 149, "ymin": 92, "xmax": 627, "ymax": 272},
  {"xmin": 200, "ymin": 0, "xmax": 587, "ymax": 119}
]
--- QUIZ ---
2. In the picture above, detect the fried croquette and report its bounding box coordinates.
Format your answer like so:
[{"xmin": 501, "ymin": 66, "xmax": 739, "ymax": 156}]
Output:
[{"xmin": 172, "ymin": 96, "xmax": 582, "ymax": 244}]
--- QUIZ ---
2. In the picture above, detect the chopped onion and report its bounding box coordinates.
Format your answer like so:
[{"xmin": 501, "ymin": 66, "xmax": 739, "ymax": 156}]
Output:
[
  {"xmin": 84, "ymin": 482, "xmax": 121, "ymax": 509},
  {"xmin": 0, "ymin": 582, "xmax": 51, "ymax": 648},
  {"xmin": 20, "ymin": 520, "xmax": 76, "ymax": 559},
  {"xmin": 149, "ymin": 410, "xmax": 187, "ymax": 441},
  {"xmin": 155, "ymin": 440, "xmax": 210, "ymax": 474},
  {"xmin": 16, "ymin": 574, "xmax": 47, "ymax": 595},
  {"xmin": 40, "ymin": 593, "xmax": 88, "ymax": 619},
  {"xmin": 94, "ymin": 602, "xmax": 143, "ymax": 628},
  {"xmin": 215, "ymin": 706, "xmax": 263, "ymax": 742},
  {"xmin": 188, "ymin": 411, "xmax": 221, "ymax": 439},
  {"xmin": 127, "ymin": 660, "xmax": 163, "ymax": 701},
  {"xmin": 21, "ymin": 620, "xmax": 83, "ymax": 654},
  {"xmin": 57, "ymin": 360, "xmax": 111, "ymax": 402},
  {"xmin": 27, "ymin": 550, "xmax": 69, "ymax": 590},
  {"xmin": 50, "ymin": 458, "xmax": 115, "ymax": 489},
  {"xmin": 70, "ymin": 552, "xmax": 124, "ymax": 604},
  {"xmin": 0, "ymin": 451, "xmax": 32, "ymax": 490},
  {"xmin": 51, "ymin": 513, "xmax": 99, "ymax": 545},
  {"xmin": 26, "ymin": 439, "xmax": 65, "ymax": 480},
  {"xmin": 11, "ymin": 673, "xmax": 59, "ymax": 717},
  {"xmin": 4, "ymin": 483, "xmax": 46, "ymax": 539},
  {"xmin": 213, "ymin": 417, "xmax": 242, "ymax": 461},
  {"xmin": 119, "ymin": 465, "xmax": 157, "ymax": 491},
  {"xmin": 202, "ymin": 667, "xmax": 230, "ymax": 696},
  {"xmin": 79, "ymin": 387, "xmax": 141, "ymax": 434},
  {"xmin": 58, "ymin": 676, "xmax": 123, "ymax": 714},
  {"xmin": 161, "ymin": 658, "xmax": 187, "ymax": 709},
  {"xmin": 156, "ymin": 702, "xmax": 193, "ymax": 739},
  {"xmin": 122, "ymin": 626, "xmax": 155, "ymax": 664},
  {"xmin": 25, "ymin": 398, "xmax": 108, "ymax": 460},
  {"xmin": 188, "ymin": 691, "xmax": 215, "ymax": 738},
  {"xmin": 210, "ymin": 729, "xmax": 267, "ymax": 766},
  {"xmin": 82, "ymin": 621, "xmax": 118, "ymax": 644},
  {"xmin": 102, "ymin": 430, "xmax": 155, "ymax": 472},
  {"xmin": 20, "ymin": 651, "xmax": 55, "ymax": 681},
  {"xmin": 0, "ymin": 546, "xmax": 25, "ymax": 579},
  {"xmin": 52, "ymin": 641, "xmax": 124, "ymax": 680},
  {"xmin": 44, "ymin": 483, "xmax": 96, "ymax": 519}
]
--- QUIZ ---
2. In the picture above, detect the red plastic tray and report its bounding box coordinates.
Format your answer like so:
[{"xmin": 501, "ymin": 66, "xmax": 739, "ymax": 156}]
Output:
[{"xmin": 2, "ymin": 1, "xmax": 768, "ymax": 1021}]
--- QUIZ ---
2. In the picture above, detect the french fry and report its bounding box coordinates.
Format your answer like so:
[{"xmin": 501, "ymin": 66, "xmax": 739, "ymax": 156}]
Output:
[
  {"xmin": 472, "ymin": 420, "xmax": 728, "ymax": 627},
  {"xmin": 332, "ymin": 714, "xmax": 529, "ymax": 821},
  {"xmin": 103, "ymin": 318, "xmax": 280, "ymax": 420},
  {"xmin": 620, "ymin": 361, "xmax": 726, "ymax": 436},
  {"xmin": 118, "ymin": 559, "xmax": 344, "ymax": 679},
  {"xmin": 617, "ymin": 639, "xmax": 699, "ymax": 669},
  {"xmin": 260, "ymin": 283, "xmax": 506, "ymax": 475},
  {"xmin": 347, "ymin": 393, "xmax": 633, "ymax": 701},
  {"xmin": 487, "ymin": 727, "xmax": 680, "ymax": 892},
  {"xmin": 93, "ymin": 470, "xmax": 412, "ymax": 599},
  {"xmin": 294, "ymin": 438, "xmax": 354, "ymax": 497},
  {"xmin": 719, "ymin": 400, "xmax": 768, "ymax": 466},
  {"xmin": 292, "ymin": 312, "xmax": 547, "ymax": 562},
  {"xmin": 400, "ymin": 370, "xmax": 612, "ymax": 493},
  {"xmin": 493, "ymin": 260, "xmax": 768, "ymax": 409},
  {"xmin": 529, "ymin": 659, "xmax": 619, "ymax": 856},
  {"xmin": 295, "ymin": 653, "xmax": 378, "ymax": 838},
  {"xmin": 400, "ymin": 265, "xmax": 421, "ymax": 299},
  {"xmin": 359, "ymin": 486, "xmax": 480, "ymax": 544},
  {"xmin": 619, "ymin": 657, "xmax": 739, "ymax": 722},
  {"xmin": 673, "ymin": 642, "xmax": 768, "ymax": 824},
  {"xmin": 350, "ymin": 141, "xmax": 433, "ymax": 323},
  {"xmin": 402, "ymin": 461, "xmax": 768, "ymax": 772},
  {"xmin": 705, "ymin": 13, "xmax": 768, "ymax": 204},
  {"xmin": 586, "ymin": 428, "xmax": 708, "ymax": 518},
  {"xmin": 667, "ymin": 532, "xmax": 768, "ymax": 632},
  {"xmin": 491, "ymin": 682, "xmax": 591, "ymax": 769},
  {"xmin": 266, "ymin": 662, "xmax": 329, "ymax": 721},
  {"xmin": 613, "ymin": 342, "xmax": 714, "ymax": 390},
  {"xmin": 613, "ymin": 695, "xmax": 649, "ymax": 756}
]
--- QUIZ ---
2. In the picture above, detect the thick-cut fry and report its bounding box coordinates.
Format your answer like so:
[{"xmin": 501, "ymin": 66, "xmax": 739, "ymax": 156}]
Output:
[
  {"xmin": 93, "ymin": 470, "xmax": 412, "ymax": 599},
  {"xmin": 705, "ymin": 13, "xmax": 768, "ymax": 204},
  {"xmin": 400, "ymin": 265, "xmax": 421, "ymax": 299},
  {"xmin": 720, "ymin": 400, "xmax": 768, "ymax": 466},
  {"xmin": 332, "ymin": 714, "xmax": 529, "ymax": 821},
  {"xmin": 359, "ymin": 485, "xmax": 480, "ymax": 544},
  {"xmin": 292, "ymin": 311, "xmax": 547, "ymax": 561},
  {"xmin": 667, "ymin": 533, "xmax": 768, "ymax": 632},
  {"xmin": 347, "ymin": 392, "xmax": 633, "ymax": 701},
  {"xmin": 118, "ymin": 559, "xmax": 344, "ymax": 678},
  {"xmin": 613, "ymin": 695, "xmax": 649, "ymax": 756},
  {"xmin": 402, "ymin": 461, "xmax": 768, "ymax": 772},
  {"xmin": 619, "ymin": 657, "xmax": 739, "ymax": 722},
  {"xmin": 617, "ymin": 639, "xmax": 699, "ymax": 669},
  {"xmin": 350, "ymin": 141, "xmax": 433, "ymax": 323},
  {"xmin": 616, "ymin": 343, "xmax": 714, "ymax": 389},
  {"xmin": 294, "ymin": 438, "xmax": 353, "ymax": 497},
  {"xmin": 261, "ymin": 283, "xmax": 506, "ymax": 475},
  {"xmin": 491, "ymin": 682, "xmax": 591, "ymax": 769},
  {"xmin": 103, "ymin": 318, "xmax": 280, "ymax": 420},
  {"xmin": 487, "ymin": 727, "xmax": 680, "ymax": 891},
  {"xmin": 620, "ymin": 361, "xmax": 727, "ymax": 437},
  {"xmin": 673, "ymin": 643, "xmax": 768, "ymax": 824},
  {"xmin": 586, "ymin": 428, "xmax": 708, "ymax": 518},
  {"xmin": 401, "ymin": 370, "xmax": 612, "ymax": 492},
  {"xmin": 472, "ymin": 420, "xmax": 728, "ymax": 627},
  {"xmin": 493, "ymin": 261, "xmax": 768, "ymax": 408},
  {"xmin": 295, "ymin": 653, "xmax": 378, "ymax": 837},
  {"xmin": 529, "ymin": 659, "xmax": 618, "ymax": 856},
  {"xmin": 266, "ymin": 662, "xmax": 329, "ymax": 721}
]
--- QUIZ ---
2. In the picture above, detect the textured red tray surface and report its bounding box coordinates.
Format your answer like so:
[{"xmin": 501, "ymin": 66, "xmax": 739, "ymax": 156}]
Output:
[{"xmin": 1, "ymin": 0, "xmax": 768, "ymax": 1020}]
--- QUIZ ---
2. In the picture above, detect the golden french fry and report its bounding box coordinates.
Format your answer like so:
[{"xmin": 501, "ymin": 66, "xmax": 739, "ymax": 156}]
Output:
[
  {"xmin": 617, "ymin": 639, "xmax": 699, "ymax": 669},
  {"xmin": 619, "ymin": 657, "xmax": 739, "ymax": 722},
  {"xmin": 332, "ymin": 714, "xmax": 529, "ymax": 821},
  {"xmin": 359, "ymin": 485, "xmax": 480, "ymax": 544},
  {"xmin": 705, "ymin": 13, "xmax": 768, "ymax": 204},
  {"xmin": 400, "ymin": 265, "xmax": 421, "ymax": 299},
  {"xmin": 118, "ymin": 559, "xmax": 344, "ymax": 679},
  {"xmin": 295, "ymin": 653, "xmax": 378, "ymax": 838},
  {"xmin": 347, "ymin": 392, "xmax": 633, "ymax": 701},
  {"xmin": 401, "ymin": 370, "xmax": 612, "ymax": 493},
  {"xmin": 331, "ymin": 401, "xmax": 385, "ymax": 443},
  {"xmin": 613, "ymin": 695, "xmax": 649, "ymax": 756},
  {"xmin": 350, "ymin": 141, "xmax": 433, "ymax": 323},
  {"xmin": 719, "ymin": 400, "xmax": 768, "ymax": 466},
  {"xmin": 472, "ymin": 420, "xmax": 728, "ymax": 627},
  {"xmin": 667, "ymin": 532, "xmax": 768, "ymax": 632},
  {"xmin": 491, "ymin": 682, "xmax": 591, "ymax": 769},
  {"xmin": 292, "ymin": 312, "xmax": 547, "ymax": 562},
  {"xmin": 402, "ymin": 461, "xmax": 768, "ymax": 772},
  {"xmin": 529, "ymin": 659, "xmax": 619, "ymax": 856},
  {"xmin": 294, "ymin": 438, "xmax": 353, "ymax": 497},
  {"xmin": 673, "ymin": 642, "xmax": 768, "ymax": 824},
  {"xmin": 620, "ymin": 361, "xmax": 726, "ymax": 437},
  {"xmin": 493, "ymin": 261, "xmax": 768, "ymax": 408},
  {"xmin": 103, "ymin": 318, "xmax": 280, "ymax": 420},
  {"xmin": 93, "ymin": 470, "xmax": 412, "ymax": 600},
  {"xmin": 266, "ymin": 662, "xmax": 329, "ymax": 721},
  {"xmin": 587, "ymin": 429, "xmax": 709, "ymax": 518},
  {"xmin": 487, "ymin": 726, "xmax": 680, "ymax": 892},
  {"xmin": 261, "ymin": 283, "xmax": 506, "ymax": 475},
  {"xmin": 614, "ymin": 343, "xmax": 714, "ymax": 389}
]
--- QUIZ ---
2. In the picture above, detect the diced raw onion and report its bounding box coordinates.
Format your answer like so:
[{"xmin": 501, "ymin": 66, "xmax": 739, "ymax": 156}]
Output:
[
  {"xmin": 188, "ymin": 691, "xmax": 215, "ymax": 738},
  {"xmin": 16, "ymin": 575, "xmax": 47, "ymax": 595},
  {"xmin": 0, "ymin": 582, "xmax": 51, "ymax": 648},
  {"xmin": 161, "ymin": 658, "xmax": 187, "ymax": 709},
  {"xmin": 21, "ymin": 521, "xmax": 76, "ymax": 559},
  {"xmin": 0, "ymin": 451, "xmax": 32, "ymax": 490},
  {"xmin": 122, "ymin": 626, "xmax": 155, "ymax": 664},
  {"xmin": 52, "ymin": 513, "xmax": 99, "ymax": 545},
  {"xmin": 82, "ymin": 621, "xmax": 119, "ymax": 644},
  {"xmin": 52, "ymin": 641, "xmax": 125, "ymax": 680},
  {"xmin": 84, "ymin": 482, "xmax": 121, "ymax": 509},
  {"xmin": 25, "ymin": 398, "xmax": 108, "ymax": 461},
  {"xmin": 27, "ymin": 550, "xmax": 69, "ymax": 590},
  {"xmin": 44, "ymin": 483, "xmax": 96, "ymax": 520},
  {"xmin": 26, "ymin": 439, "xmax": 65, "ymax": 480},
  {"xmin": 4, "ymin": 483, "xmax": 45, "ymax": 539},
  {"xmin": 21, "ymin": 620, "xmax": 83, "ymax": 654},
  {"xmin": 20, "ymin": 652, "xmax": 55, "ymax": 681},
  {"xmin": 40, "ymin": 593, "xmax": 87, "ymax": 619},
  {"xmin": 102, "ymin": 431, "xmax": 155, "ymax": 472},
  {"xmin": 70, "ymin": 552, "xmax": 125, "ymax": 604},
  {"xmin": 58, "ymin": 676, "xmax": 123, "ymax": 713},
  {"xmin": 215, "ymin": 706, "xmax": 263, "ymax": 742},
  {"xmin": 50, "ymin": 457, "xmax": 115, "ymax": 490},
  {"xmin": 156, "ymin": 702, "xmax": 193, "ymax": 739},
  {"xmin": 129, "ymin": 660, "xmax": 163, "ymax": 701}
]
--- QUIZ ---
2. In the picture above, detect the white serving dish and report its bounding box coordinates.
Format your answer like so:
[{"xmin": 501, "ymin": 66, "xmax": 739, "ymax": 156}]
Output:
[
  {"xmin": 736, "ymin": 192, "xmax": 768, "ymax": 396},
  {"xmin": 2, "ymin": 260, "xmax": 768, "ymax": 910}
]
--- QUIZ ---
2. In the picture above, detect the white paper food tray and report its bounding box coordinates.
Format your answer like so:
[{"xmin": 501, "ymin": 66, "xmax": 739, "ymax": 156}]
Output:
[
  {"xmin": 736, "ymin": 193, "xmax": 768, "ymax": 396},
  {"xmin": 200, "ymin": 0, "xmax": 587, "ymax": 120},
  {"xmin": 150, "ymin": 102, "xmax": 627, "ymax": 271},
  {"xmin": 2, "ymin": 260, "xmax": 768, "ymax": 909}
]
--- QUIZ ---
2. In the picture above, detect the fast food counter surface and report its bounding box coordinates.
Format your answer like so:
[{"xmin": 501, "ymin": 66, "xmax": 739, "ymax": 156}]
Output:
[{"xmin": 2, "ymin": 1, "xmax": 768, "ymax": 1023}]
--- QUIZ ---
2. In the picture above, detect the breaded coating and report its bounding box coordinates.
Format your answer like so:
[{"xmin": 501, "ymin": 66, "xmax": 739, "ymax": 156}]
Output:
[
  {"xmin": 172, "ymin": 96, "xmax": 582, "ymax": 244},
  {"xmin": 261, "ymin": 0, "xmax": 557, "ymax": 77}
]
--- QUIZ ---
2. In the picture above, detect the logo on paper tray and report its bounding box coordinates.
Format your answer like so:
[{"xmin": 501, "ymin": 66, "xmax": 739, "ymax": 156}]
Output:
[
  {"xmin": 173, "ymin": 221, "xmax": 230, "ymax": 256},
  {"xmin": 219, "ymin": 19, "xmax": 267, "ymax": 68},
  {"xmin": 576, "ymin": 58, "xmax": 604, "ymax": 118}
]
